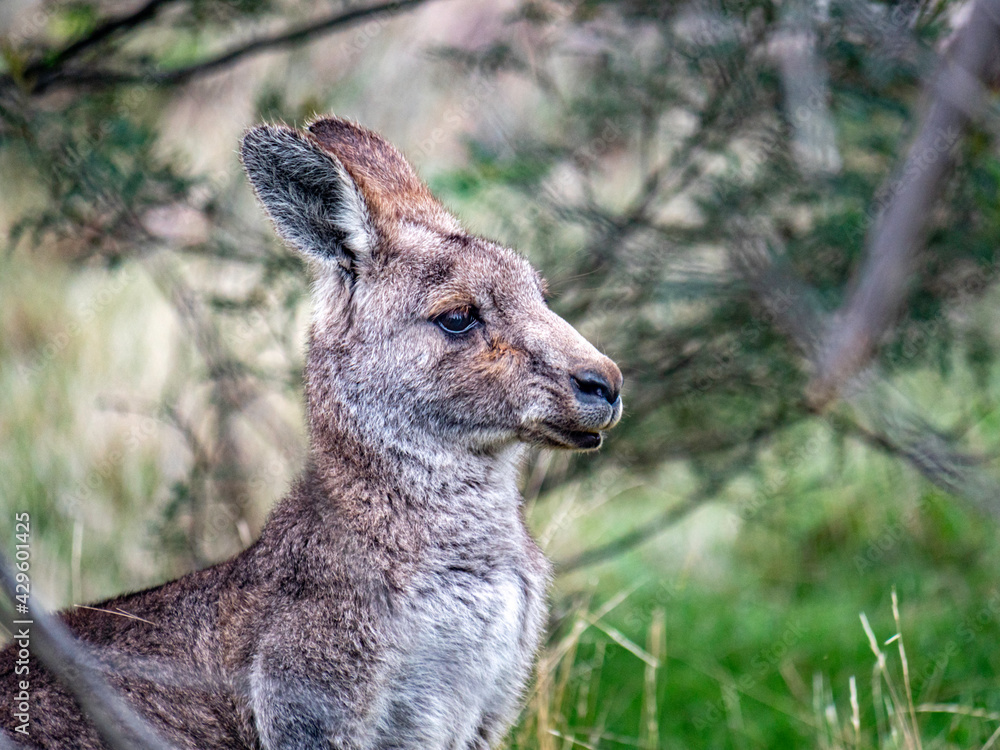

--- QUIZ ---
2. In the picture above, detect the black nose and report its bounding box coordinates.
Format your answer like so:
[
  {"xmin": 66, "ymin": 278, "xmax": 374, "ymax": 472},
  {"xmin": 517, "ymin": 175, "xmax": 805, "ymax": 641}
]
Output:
[{"xmin": 572, "ymin": 370, "xmax": 620, "ymax": 406}]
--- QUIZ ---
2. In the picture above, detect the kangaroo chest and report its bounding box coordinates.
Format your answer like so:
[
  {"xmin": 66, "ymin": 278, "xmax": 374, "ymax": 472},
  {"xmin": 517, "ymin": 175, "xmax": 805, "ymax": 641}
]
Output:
[{"xmin": 374, "ymin": 553, "xmax": 547, "ymax": 749}]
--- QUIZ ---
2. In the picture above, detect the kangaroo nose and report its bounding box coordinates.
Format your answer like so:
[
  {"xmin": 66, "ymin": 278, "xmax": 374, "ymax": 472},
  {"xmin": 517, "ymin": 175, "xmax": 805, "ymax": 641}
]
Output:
[{"xmin": 572, "ymin": 369, "xmax": 621, "ymax": 406}]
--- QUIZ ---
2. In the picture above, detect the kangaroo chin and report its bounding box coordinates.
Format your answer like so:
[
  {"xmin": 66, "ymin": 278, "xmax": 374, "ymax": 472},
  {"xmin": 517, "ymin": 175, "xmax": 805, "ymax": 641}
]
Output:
[{"xmin": 0, "ymin": 116, "xmax": 623, "ymax": 750}]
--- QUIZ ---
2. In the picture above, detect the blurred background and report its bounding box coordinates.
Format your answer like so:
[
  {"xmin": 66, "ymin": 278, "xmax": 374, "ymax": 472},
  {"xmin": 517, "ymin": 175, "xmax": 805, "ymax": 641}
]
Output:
[{"xmin": 4, "ymin": 0, "xmax": 1000, "ymax": 746}]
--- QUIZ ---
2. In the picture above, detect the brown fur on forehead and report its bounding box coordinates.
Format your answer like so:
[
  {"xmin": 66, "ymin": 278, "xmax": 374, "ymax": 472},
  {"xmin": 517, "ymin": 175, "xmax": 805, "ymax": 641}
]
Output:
[
  {"xmin": 459, "ymin": 242, "xmax": 547, "ymax": 312},
  {"xmin": 308, "ymin": 118, "xmax": 460, "ymax": 235},
  {"xmin": 387, "ymin": 230, "xmax": 546, "ymax": 312}
]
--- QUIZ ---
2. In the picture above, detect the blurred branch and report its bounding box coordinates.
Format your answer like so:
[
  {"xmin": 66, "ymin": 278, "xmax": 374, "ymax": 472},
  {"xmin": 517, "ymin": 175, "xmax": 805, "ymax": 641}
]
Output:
[
  {"xmin": 146, "ymin": 257, "xmax": 263, "ymax": 562},
  {"xmin": 555, "ymin": 486, "xmax": 715, "ymax": 575},
  {"xmin": 834, "ymin": 397, "xmax": 1000, "ymax": 520},
  {"xmin": 733, "ymin": 217, "xmax": 1000, "ymax": 514},
  {"xmin": 549, "ymin": 38, "xmax": 761, "ymax": 292},
  {"xmin": 22, "ymin": 0, "xmax": 182, "ymax": 81},
  {"xmin": 0, "ymin": 557, "xmax": 178, "ymax": 750},
  {"xmin": 728, "ymin": 222, "xmax": 827, "ymax": 359},
  {"xmin": 17, "ymin": 0, "xmax": 436, "ymax": 95},
  {"xmin": 555, "ymin": 432, "xmax": 776, "ymax": 574},
  {"xmin": 807, "ymin": 0, "xmax": 1000, "ymax": 409},
  {"xmin": 772, "ymin": 0, "xmax": 842, "ymax": 175}
]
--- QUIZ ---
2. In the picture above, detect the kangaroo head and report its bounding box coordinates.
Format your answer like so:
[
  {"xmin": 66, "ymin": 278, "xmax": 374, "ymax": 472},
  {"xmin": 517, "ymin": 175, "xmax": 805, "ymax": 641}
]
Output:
[{"xmin": 240, "ymin": 117, "xmax": 622, "ymax": 459}]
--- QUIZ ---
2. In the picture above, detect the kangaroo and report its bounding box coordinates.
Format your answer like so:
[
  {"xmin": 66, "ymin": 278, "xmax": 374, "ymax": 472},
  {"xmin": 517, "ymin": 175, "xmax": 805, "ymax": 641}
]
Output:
[{"xmin": 0, "ymin": 116, "xmax": 623, "ymax": 749}]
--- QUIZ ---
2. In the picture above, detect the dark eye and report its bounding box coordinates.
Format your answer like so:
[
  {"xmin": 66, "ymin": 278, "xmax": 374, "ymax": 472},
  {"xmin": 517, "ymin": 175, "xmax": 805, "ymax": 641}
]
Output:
[{"xmin": 434, "ymin": 307, "xmax": 480, "ymax": 334}]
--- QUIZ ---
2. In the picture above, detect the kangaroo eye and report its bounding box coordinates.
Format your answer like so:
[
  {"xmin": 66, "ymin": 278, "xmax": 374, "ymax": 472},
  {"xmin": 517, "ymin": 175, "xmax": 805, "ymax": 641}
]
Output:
[{"xmin": 434, "ymin": 307, "xmax": 480, "ymax": 334}]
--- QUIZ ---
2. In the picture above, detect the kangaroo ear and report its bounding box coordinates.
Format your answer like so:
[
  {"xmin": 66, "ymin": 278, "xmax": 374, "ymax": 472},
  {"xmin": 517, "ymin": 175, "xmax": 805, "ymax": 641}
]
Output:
[
  {"xmin": 308, "ymin": 117, "xmax": 461, "ymax": 235},
  {"xmin": 240, "ymin": 124, "xmax": 376, "ymax": 280}
]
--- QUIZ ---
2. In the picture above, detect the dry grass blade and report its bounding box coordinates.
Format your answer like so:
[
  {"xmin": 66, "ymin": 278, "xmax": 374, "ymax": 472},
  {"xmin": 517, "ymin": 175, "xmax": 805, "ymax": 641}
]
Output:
[
  {"xmin": 982, "ymin": 724, "xmax": 1000, "ymax": 750},
  {"xmin": 849, "ymin": 675, "xmax": 861, "ymax": 747},
  {"xmin": 858, "ymin": 609, "xmax": 921, "ymax": 750},
  {"xmin": 582, "ymin": 614, "xmax": 660, "ymax": 669},
  {"xmin": 640, "ymin": 609, "xmax": 664, "ymax": 750},
  {"xmin": 518, "ymin": 586, "xmax": 660, "ymax": 750},
  {"xmin": 891, "ymin": 588, "xmax": 923, "ymax": 750},
  {"xmin": 915, "ymin": 704, "xmax": 1000, "ymax": 721},
  {"xmin": 547, "ymin": 730, "xmax": 599, "ymax": 749}
]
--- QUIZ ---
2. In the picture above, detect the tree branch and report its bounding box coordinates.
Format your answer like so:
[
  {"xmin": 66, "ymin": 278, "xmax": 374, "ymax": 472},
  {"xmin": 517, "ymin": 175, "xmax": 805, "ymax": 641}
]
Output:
[
  {"xmin": 555, "ymin": 487, "xmax": 715, "ymax": 575},
  {"xmin": 730, "ymin": 217, "xmax": 1000, "ymax": 515},
  {"xmin": 23, "ymin": 0, "xmax": 436, "ymax": 95},
  {"xmin": 554, "ymin": 436, "xmax": 775, "ymax": 575},
  {"xmin": 23, "ymin": 0, "xmax": 183, "ymax": 81},
  {"xmin": 0, "ymin": 557, "xmax": 178, "ymax": 750},
  {"xmin": 833, "ymin": 396, "xmax": 1000, "ymax": 520},
  {"xmin": 807, "ymin": 0, "xmax": 1000, "ymax": 409}
]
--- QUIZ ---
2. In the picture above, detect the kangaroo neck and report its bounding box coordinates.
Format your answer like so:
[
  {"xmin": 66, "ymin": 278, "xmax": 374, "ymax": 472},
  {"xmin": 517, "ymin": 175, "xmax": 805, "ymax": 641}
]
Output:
[{"xmin": 306, "ymin": 411, "xmax": 526, "ymax": 518}]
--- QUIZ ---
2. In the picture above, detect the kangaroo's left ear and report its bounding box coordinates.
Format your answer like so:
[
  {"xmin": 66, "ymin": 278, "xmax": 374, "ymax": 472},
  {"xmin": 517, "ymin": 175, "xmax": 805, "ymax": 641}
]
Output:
[{"xmin": 241, "ymin": 124, "xmax": 377, "ymax": 281}]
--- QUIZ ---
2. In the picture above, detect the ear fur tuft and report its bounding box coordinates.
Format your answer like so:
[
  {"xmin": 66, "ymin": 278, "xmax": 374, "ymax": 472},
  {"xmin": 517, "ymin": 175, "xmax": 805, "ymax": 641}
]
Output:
[{"xmin": 240, "ymin": 124, "xmax": 376, "ymax": 279}]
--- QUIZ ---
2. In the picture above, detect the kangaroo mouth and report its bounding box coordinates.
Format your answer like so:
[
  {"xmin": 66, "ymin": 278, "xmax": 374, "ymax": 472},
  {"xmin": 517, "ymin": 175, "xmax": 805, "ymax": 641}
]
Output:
[
  {"xmin": 556, "ymin": 429, "xmax": 603, "ymax": 451},
  {"xmin": 526, "ymin": 423, "xmax": 604, "ymax": 451}
]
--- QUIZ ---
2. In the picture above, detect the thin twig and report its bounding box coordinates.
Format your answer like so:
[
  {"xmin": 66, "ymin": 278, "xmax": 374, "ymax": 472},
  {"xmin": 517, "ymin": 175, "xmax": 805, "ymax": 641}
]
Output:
[
  {"xmin": 832, "ymin": 405, "xmax": 1000, "ymax": 520},
  {"xmin": 0, "ymin": 555, "xmax": 178, "ymax": 750},
  {"xmin": 24, "ymin": 0, "xmax": 436, "ymax": 95},
  {"xmin": 556, "ymin": 486, "xmax": 714, "ymax": 575},
  {"xmin": 23, "ymin": 0, "xmax": 182, "ymax": 80}
]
